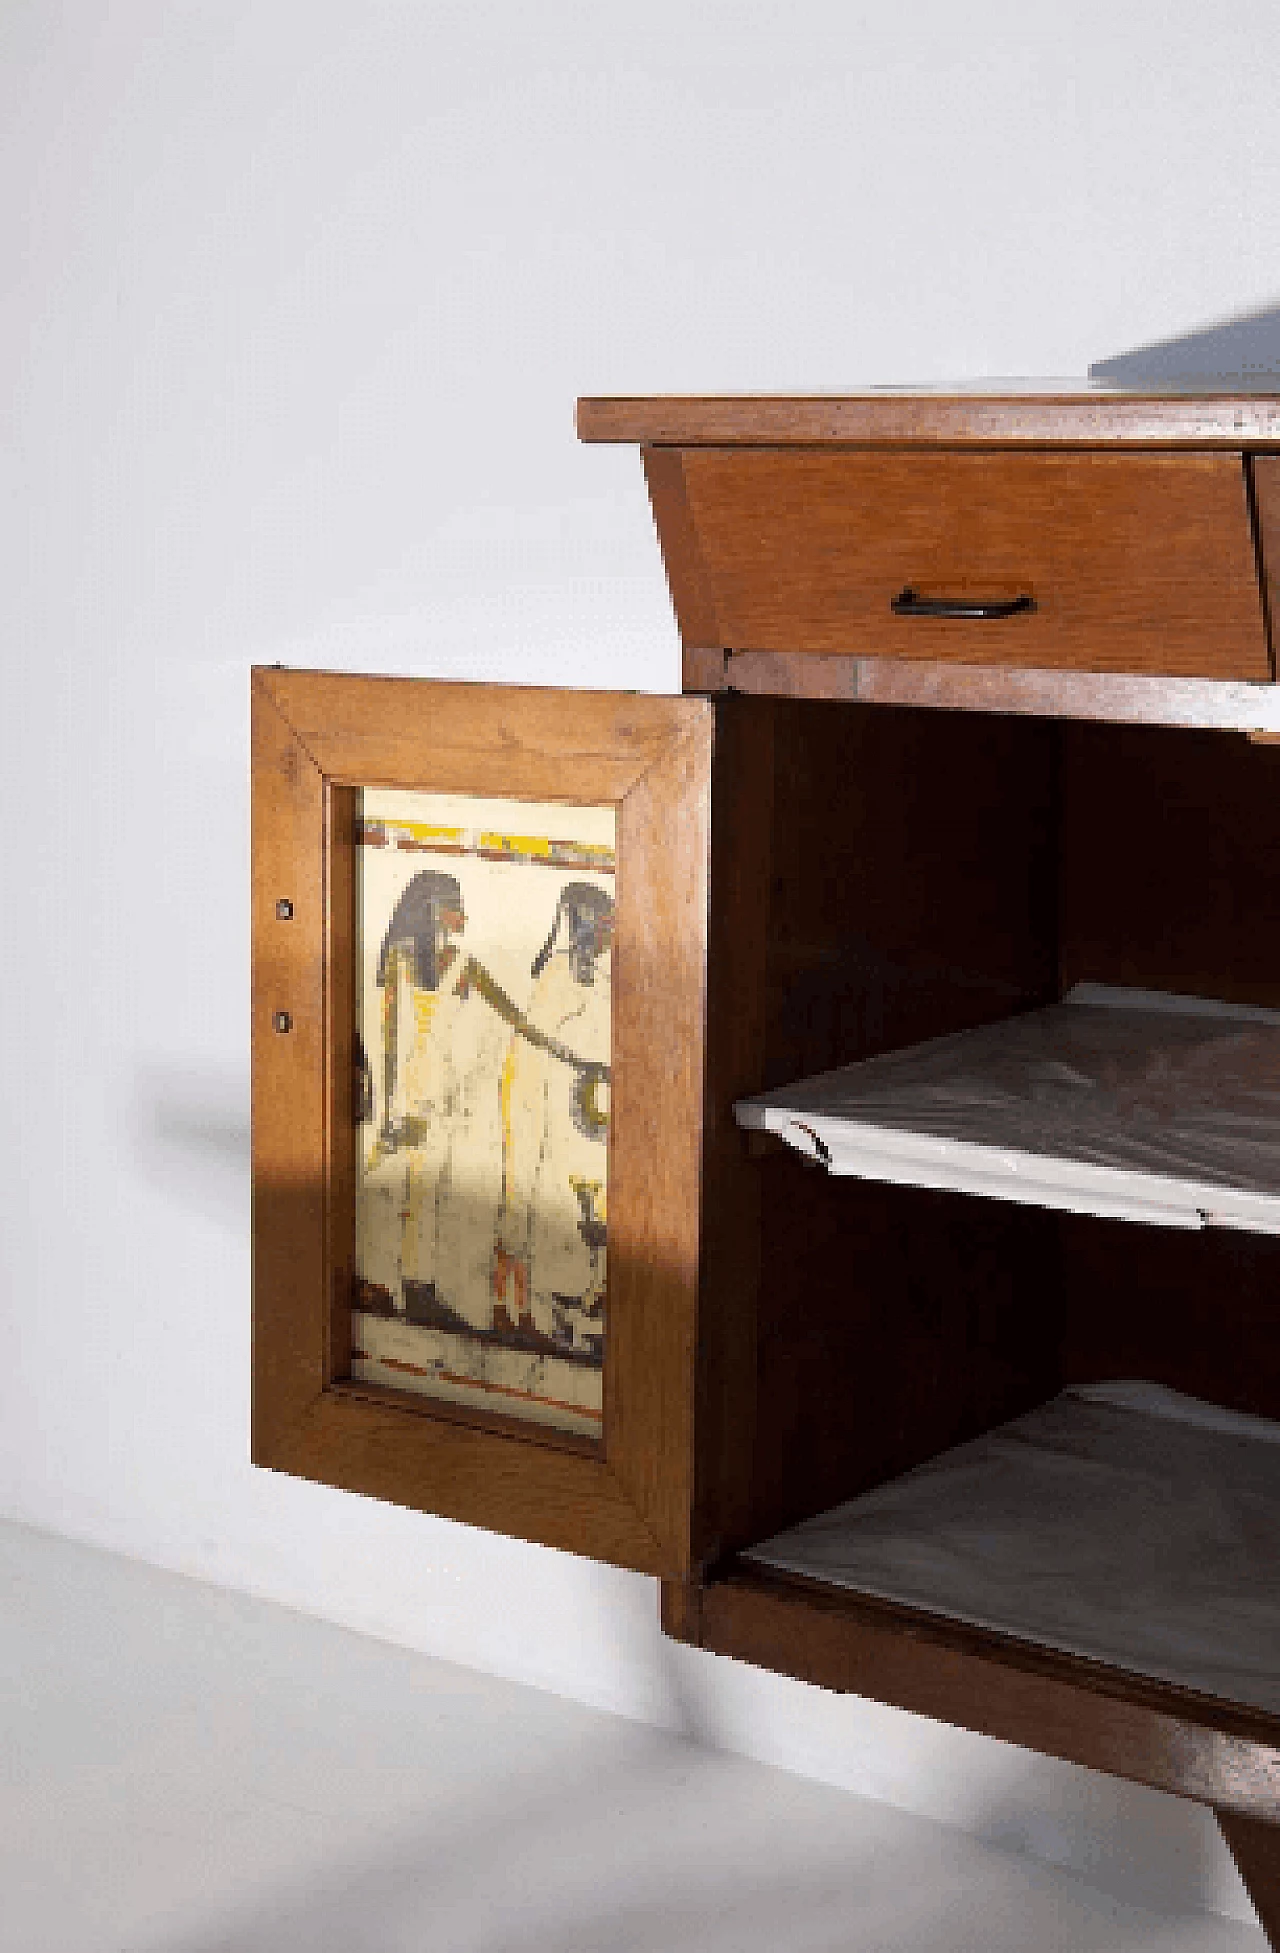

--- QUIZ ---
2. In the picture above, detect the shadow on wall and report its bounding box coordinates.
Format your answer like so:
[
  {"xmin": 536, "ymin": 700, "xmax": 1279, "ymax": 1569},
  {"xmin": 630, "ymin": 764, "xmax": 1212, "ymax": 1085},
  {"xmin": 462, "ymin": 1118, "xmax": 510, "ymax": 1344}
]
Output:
[
  {"xmin": 1091, "ymin": 303, "xmax": 1280, "ymax": 388},
  {"xmin": 131, "ymin": 1066, "xmax": 250, "ymax": 1231}
]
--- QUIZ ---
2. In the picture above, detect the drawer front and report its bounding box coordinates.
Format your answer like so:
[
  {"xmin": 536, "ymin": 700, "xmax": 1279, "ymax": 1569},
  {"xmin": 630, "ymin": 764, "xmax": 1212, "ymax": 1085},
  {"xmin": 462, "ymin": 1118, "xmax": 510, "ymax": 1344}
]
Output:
[{"xmin": 677, "ymin": 450, "xmax": 1270, "ymax": 680}]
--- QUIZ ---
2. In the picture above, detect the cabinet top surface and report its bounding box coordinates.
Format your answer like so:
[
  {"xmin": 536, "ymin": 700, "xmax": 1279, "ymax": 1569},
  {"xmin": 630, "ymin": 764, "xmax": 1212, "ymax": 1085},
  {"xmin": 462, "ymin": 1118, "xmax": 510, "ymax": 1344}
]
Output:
[{"xmin": 576, "ymin": 389, "xmax": 1280, "ymax": 447}]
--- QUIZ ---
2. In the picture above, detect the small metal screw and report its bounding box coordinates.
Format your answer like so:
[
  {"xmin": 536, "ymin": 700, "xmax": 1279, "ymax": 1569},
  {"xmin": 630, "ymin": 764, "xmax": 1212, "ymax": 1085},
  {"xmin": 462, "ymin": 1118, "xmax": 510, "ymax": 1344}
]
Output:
[
  {"xmin": 273, "ymin": 1011, "xmax": 293, "ymax": 1034},
  {"xmin": 275, "ymin": 898, "xmax": 294, "ymax": 920}
]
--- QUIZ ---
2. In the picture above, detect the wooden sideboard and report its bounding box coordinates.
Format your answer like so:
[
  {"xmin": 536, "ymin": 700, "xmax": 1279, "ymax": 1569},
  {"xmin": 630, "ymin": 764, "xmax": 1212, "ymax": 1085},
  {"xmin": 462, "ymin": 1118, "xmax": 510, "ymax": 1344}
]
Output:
[
  {"xmin": 252, "ymin": 391, "xmax": 1280, "ymax": 1944},
  {"xmin": 579, "ymin": 390, "xmax": 1280, "ymax": 1946}
]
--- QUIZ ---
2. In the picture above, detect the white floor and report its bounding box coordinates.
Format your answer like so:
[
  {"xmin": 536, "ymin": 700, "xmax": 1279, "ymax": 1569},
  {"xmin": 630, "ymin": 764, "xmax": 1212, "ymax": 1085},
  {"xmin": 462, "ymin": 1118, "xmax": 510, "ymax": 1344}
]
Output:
[{"xmin": 0, "ymin": 1521, "xmax": 1266, "ymax": 1953}]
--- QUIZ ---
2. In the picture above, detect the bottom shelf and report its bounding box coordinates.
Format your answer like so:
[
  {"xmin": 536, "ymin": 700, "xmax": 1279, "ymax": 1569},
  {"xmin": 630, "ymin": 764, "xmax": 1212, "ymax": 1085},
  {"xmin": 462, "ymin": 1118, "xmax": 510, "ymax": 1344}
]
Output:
[{"xmin": 743, "ymin": 1381, "xmax": 1280, "ymax": 1718}]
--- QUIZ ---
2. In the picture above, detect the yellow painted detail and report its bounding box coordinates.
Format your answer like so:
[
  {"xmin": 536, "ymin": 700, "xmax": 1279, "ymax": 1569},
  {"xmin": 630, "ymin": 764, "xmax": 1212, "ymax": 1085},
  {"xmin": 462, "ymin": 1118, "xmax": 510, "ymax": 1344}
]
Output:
[
  {"xmin": 384, "ymin": 821, "xmax": 466, "ymax": 848},
  {"xmin": 358, "ymin": 817, "xmax": 614, "ymax": 869},
  {"xmin": 481, "ymin": 830, "xmax": 551, "ymax": 858}
]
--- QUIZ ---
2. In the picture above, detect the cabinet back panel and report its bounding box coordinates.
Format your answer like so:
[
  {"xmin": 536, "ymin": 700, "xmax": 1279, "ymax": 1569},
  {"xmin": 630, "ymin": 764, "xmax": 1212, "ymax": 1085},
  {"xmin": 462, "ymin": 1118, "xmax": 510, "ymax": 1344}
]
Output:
[
  {"xmin": 762, "ymin": 697, "xmax": 1058, "ymax": 1088},
  {"xmin": 1058, "ymin": 1215, "xmax": 1280, "ymax": 1423},
  {"xmin": 1056, "ymin": 723, "xmax": 1280, "ymax": 1420},
  {"xmin": 1059, "ymin": 723, "xmax": 1280, "ymax": 1009},
  {"xmin": 750, "ymin": 1164, "xmax": 1065, "ymax": 1544}
]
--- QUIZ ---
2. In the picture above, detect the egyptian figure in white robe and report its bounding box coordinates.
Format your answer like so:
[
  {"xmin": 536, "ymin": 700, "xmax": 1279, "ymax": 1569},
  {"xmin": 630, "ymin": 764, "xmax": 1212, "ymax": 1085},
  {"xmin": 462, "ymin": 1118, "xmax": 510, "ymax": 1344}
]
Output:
[
  {"xmin": 359, "ymin": 869, "xmax": 507, "ymax": 1332},
  {"xmin": 499, "ymin": 882, "xmax": 612, "ymax": 1358}
]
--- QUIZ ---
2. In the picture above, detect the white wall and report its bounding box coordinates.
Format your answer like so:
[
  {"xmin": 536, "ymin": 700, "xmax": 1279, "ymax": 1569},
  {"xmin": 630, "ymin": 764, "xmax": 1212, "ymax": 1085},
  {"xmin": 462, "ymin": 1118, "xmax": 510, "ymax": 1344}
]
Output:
[{"xmin": 3, "ymin": 0, "xmax": 1278, "ymax": 1927}]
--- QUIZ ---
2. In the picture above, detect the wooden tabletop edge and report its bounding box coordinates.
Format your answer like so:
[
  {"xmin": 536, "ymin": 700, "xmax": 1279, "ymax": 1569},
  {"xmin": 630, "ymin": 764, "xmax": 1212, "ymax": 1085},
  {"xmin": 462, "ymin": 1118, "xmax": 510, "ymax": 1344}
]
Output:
[{"xmin": 575, "ymin": 394, "xmax": 1280, "ymax": 447}]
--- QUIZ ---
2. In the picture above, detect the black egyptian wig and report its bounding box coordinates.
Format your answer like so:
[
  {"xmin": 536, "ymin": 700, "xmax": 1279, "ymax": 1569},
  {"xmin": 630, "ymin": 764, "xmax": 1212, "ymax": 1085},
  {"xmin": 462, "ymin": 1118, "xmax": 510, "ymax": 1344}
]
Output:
[
  {"xmin": 377, "ymin": 870, "xmax": 465, "ymax": 993},
  {"xmin": 531, "ymin": 882, "xmax": 614, "ymax": 985}
]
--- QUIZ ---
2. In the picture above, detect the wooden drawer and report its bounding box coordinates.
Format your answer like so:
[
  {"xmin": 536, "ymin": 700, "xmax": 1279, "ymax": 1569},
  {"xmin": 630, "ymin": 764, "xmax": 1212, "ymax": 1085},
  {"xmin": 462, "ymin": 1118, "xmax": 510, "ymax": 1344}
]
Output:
[{"xmin": 671, "ymin": 450, "xmax": 1271, "ymax": 680}]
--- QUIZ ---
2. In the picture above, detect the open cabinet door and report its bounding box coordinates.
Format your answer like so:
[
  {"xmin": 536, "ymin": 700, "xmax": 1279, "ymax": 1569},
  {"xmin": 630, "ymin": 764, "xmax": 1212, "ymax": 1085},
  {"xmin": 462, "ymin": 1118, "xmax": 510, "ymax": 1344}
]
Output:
[{"xmin": 251, "ymin": 667, "xmax": 712, "ymax": 1577}]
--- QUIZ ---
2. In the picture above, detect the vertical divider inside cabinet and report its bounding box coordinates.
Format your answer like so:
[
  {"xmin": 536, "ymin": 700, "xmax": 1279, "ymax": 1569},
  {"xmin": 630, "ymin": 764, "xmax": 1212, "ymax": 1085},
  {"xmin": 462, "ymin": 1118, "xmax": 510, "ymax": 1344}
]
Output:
[
  {"xmin": 325, "ymin": 781, "xmax": 357, "ymax": 1387},
  {"xmin": 690, "ymin": 693, "xmax": 779, "ymax": 1567}
]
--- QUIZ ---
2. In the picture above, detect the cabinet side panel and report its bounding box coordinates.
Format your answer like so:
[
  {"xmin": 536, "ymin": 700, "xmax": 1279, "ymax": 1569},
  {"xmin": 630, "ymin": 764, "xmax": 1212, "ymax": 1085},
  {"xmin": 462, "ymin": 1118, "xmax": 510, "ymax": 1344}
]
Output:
[
  {"xmin": 607, "ymin": 720, "xmax": 713, "ymax": 1568},
  {"xmin": 252, "ymin": 679, "xmax": 329, "ymax": 1454},
  {"xmin": 748, "ymin": 702, "xmax": 1065, "ymax": 1541},
  {"xmin": 690, "ymin": 697, "xmax": 776, "ymax": 1561}
]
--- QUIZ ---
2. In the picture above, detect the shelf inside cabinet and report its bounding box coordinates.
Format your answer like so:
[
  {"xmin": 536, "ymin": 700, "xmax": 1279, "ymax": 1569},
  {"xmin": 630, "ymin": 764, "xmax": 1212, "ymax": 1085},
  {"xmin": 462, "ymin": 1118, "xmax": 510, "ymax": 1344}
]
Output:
[
  {"xmin": 735, "ymin": 983, "xmax": 1280, "ymax": 1234},
  {"xmin": 741, "ymin": 1380, "xmax": 1280, "ymax": 1718}
]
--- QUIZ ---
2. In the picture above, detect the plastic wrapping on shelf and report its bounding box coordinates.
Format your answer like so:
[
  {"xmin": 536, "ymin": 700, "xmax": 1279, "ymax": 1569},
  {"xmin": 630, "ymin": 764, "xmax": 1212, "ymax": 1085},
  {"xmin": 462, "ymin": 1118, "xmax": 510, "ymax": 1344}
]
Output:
[
  {"xmin": 745, "ymin": 1381, "xmax": 1280, "ymax": 1714},
  {"xmin": 734, "ymin": 984, "xmax": 1280, "ymax": 1231}
]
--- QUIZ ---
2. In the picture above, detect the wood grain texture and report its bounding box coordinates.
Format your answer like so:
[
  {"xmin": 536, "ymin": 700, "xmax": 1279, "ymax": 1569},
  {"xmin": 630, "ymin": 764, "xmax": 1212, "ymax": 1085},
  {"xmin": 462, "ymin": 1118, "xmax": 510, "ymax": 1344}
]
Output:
[
  {"xmin": 325, "ymin": 783, "xmax": 356, "ymax": 1386},
  {"xmin": 334, "ymin": 1375, "xmax": 602, "ymax": 1456},
  {"xmin": 257, "ymin": 668, "xmax": 695, "ymax": 802},
  {"xmin": 697, "ymin": 1567, "xmax": 1280, "ymax": 1821},
  {"xmin": 1254, "ymin": 455, "xmax": 1280, "ymax": 678},
  {"xmin": 578, "ymin": 393, "xmax": 1280, "ymax": 448},
  {"xmin": 721, "ymin": 651, "xmax": 1280, "ymax": 734},
  {"xmin": 264, "ymin": 1385, "xmax": 670, "ymax": 1570},
  {"xmin": 606, "ymin": 718, "xmax": 713, "ymax": 1566},
  {"xmin": 1217, "ymin": 1809, "xmax": 1280, "ymax": 1949},
  {"xmin": 641, "ymin": 446, "xmax": 723, "ymax": 653},
  {"xmin": 252, "ymin": 676, "xmax": 329, "ymax": 1455},
  {"xmin": 676, "ymin": 450, "xmax": 1269, "ymax": 679},
  {"xmin": 251, "ymin": 667, "xmax": 712, "ymax": 1575}
]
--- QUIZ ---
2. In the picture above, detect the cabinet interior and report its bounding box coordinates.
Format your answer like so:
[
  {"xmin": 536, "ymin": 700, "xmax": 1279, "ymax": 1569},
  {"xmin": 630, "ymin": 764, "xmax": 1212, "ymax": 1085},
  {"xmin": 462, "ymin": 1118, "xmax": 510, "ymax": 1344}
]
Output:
[{"xmin": 716, "ymin": 695, "xmax": 1280, "ymax": 1560}]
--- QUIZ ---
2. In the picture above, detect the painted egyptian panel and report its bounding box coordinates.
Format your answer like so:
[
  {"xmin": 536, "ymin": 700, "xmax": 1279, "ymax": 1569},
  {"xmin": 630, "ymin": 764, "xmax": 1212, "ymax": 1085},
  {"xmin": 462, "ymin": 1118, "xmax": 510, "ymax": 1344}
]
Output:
[{"xmin": 352, "ymin": 789, "xmax": 613, "ymax": 1440}]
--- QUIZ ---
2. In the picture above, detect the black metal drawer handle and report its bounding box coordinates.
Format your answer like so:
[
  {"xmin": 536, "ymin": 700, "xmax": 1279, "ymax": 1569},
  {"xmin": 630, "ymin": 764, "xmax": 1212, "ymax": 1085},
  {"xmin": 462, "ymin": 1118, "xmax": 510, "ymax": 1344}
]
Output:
[{"xmin": 891, "ymin": 586, "xmax": 1037, "ymax": 620}]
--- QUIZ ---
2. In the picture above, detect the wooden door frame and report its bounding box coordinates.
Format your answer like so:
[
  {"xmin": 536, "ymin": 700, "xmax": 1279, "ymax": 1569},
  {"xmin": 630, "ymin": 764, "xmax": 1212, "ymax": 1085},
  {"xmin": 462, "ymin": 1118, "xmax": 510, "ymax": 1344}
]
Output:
[{"xmin": 251, "ymin": 666, "xmax": 712, "ymax": 1576}]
